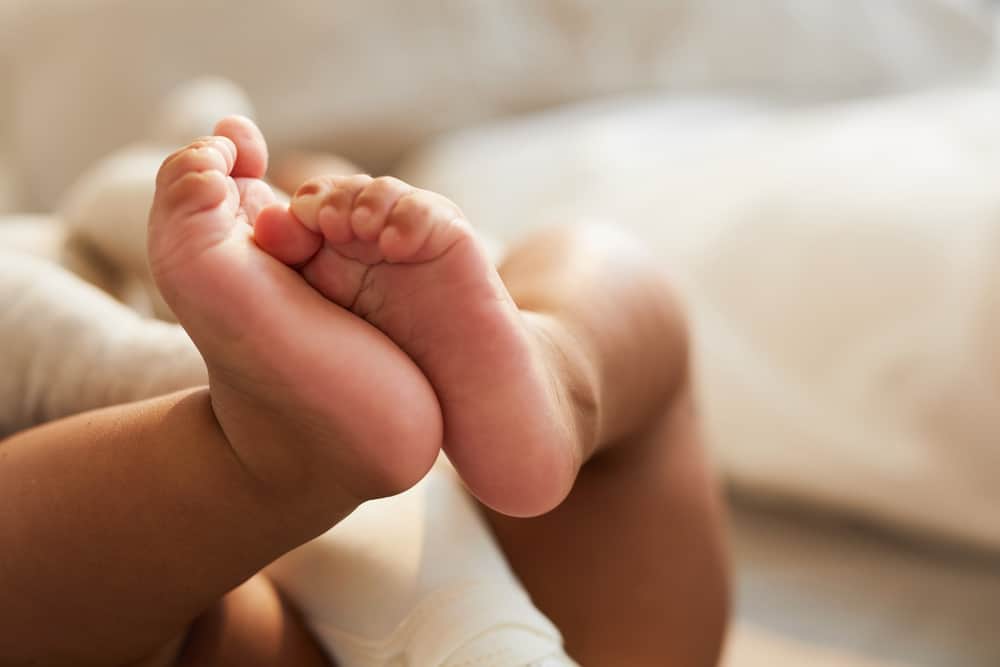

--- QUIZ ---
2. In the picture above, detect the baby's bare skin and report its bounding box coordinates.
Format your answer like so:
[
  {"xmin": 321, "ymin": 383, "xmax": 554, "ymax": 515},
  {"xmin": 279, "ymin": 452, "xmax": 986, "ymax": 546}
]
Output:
[
  {"xmin": 255, "ymin": 173, "xmax": 592, "ymax": 517},
  {"xmin": 148, "ymin": 117, "xmax": 443, "ymax": 503},
  {"xmin": 0, "ymin": 117, "xmax": 728, "ymax": 666}
]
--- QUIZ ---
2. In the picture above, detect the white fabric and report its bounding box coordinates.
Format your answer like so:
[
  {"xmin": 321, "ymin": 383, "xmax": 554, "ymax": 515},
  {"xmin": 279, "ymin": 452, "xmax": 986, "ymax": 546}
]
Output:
[
  {"xmin": 396, "ymin": 87, "xmax": 1000, "ymax": 550},
  {"xmin": 1, "ymin": 0, "xmax": 990, "ymax": 209},
  {"xmin": 267, "ymin": 458, "xmax": 576, "ymax": 667},
  {"xmin": 0, "ymin": 251, "xmax": 206, "ymax": 435},
  {"xmin": 0, "ymin": 214, "xmax": 64, "ymax": 261}
]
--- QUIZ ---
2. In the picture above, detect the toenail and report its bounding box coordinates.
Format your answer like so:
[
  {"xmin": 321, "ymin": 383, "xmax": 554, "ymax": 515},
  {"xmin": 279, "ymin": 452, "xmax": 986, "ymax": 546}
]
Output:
[{"xmin": 296, "ymin": 182, "xmax": 322, "ymax": 197}]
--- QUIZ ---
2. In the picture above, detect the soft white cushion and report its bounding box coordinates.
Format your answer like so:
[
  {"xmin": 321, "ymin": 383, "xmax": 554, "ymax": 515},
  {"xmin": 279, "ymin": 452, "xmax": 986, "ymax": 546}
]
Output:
[
  {"xmin": 2, "ymin": 0, "xmax": 992, "ymax": 208},
  {"xmin": 396, "ymin": 87, "xmax": 1000, "ymax": 550}
]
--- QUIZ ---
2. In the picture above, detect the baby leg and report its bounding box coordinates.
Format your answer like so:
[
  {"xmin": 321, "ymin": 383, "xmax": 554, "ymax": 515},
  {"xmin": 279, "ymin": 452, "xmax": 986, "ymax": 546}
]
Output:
[
  {"xmin": 486, "ymin": 226, "xmax": 730, "ymax": 666},
  {"xmin": 246, "ymin": 131, "xmax": 728, "ymax": 664},
  {"xmin": 262, "ymin": 171, "xmax": 729, "ymax": 664},
  {"xmin": 0, "ymin": 118, "xmax": 444, "ymax": 666}
]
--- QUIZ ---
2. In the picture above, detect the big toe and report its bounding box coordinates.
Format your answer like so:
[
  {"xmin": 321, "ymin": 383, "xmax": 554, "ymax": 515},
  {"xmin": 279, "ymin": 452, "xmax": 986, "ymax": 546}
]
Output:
[
  {"xmin": 214, "ymin": 115, "xmax": 268, "ymax": 179},
  {"xmin": 254, "ymin": 203, "xmax": 323, "ymax": 266}
]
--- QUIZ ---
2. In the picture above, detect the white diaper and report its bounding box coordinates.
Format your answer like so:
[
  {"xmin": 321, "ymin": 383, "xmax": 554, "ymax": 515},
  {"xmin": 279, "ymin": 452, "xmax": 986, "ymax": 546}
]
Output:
[{"xmin": 266, "ymin": 458, "xmax": 577, "ymax": 667}]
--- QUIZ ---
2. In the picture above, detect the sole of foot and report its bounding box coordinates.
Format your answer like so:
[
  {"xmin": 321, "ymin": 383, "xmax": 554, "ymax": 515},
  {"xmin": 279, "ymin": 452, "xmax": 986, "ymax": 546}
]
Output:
[
  {"xmin": 148, "ymin": 117, "xmax": 442, "ymax": 508},
  {"xmin": 254, "ymin": 173, "xmax": 588, "ymax": 517}
]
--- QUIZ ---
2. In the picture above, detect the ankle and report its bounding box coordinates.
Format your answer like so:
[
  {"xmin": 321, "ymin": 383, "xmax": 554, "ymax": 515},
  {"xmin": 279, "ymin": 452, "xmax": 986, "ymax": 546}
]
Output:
[{"xmin": 522, "ymin": 312, "xmax": 602, "ymax": 464}]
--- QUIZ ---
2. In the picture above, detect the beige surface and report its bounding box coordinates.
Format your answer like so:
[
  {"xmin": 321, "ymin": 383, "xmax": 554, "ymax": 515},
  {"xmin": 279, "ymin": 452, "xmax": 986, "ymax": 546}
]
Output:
[
  {"xmin": 729, "ymin": 498, "xmax": 1000, "ymax": 667},
  {"xmin": 724, "ymin": 623, "xmax": 908, "ymax": 667}
]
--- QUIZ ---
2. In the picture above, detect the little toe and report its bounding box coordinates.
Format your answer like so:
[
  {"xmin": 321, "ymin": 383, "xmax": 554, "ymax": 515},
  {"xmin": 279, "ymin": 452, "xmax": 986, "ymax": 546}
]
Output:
[
  {"xmin": 235, "ymin": 177, "xmax": 279, "ymax": 226},
  {"xmin": 152, "ymin": 136, "xmax": 242, "ymax": 228},
  {"xmin": 149, "ymin": 137, "xmax": 242, "ymax": 281},
  {"xmin": 254, "ymin": 203, "xmax": 323, "ymax": 266},
  {"xmin": 156, "ymin": 136, "xmax": 235, "ymax": 192},
  {"xmin": 291, "ymin": 175, "xmax": 372, "ymax": 238},
  {"xmin": 351, "ymin": 177, "xmax": 414, "ymax": 242},
  {"xmin": 162, "ymin": 169, "xmax": 232, "ymax": 219}
]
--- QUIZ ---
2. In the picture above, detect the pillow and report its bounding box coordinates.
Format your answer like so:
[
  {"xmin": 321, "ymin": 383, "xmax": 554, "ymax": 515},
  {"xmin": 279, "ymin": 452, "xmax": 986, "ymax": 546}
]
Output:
[
  {"xmin": 2, "ymin": 0, "xmax": 992, "ymax": 209},
  {"xmin": 395, "ymin": 86, "xmax": 1000, "ymax": 550}
]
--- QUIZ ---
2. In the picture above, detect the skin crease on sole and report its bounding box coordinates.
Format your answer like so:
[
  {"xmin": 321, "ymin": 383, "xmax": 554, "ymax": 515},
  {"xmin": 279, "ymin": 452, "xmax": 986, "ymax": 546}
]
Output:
[
  {"xmin": 254, "ymin": 171, "xmax": 594, "ymax": 518},
  {"xmin": 148, "ymin": 115, "xmax": 443, "ymax": 504}
]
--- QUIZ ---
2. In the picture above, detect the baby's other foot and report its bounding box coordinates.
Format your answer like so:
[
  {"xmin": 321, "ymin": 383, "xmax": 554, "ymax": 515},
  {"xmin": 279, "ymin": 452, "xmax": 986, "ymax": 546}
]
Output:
[
  {"xmin": 254, "ymin": 175, "xmax": 586, "ymax": 516},
  {"xmin": 148, "ymin": 117, "xmax": 441, "ymax": 507}
]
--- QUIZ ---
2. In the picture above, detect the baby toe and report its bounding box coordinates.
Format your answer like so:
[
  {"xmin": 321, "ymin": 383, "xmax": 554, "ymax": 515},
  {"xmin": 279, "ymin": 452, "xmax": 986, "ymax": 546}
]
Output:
[
  {"xmin": 350, "ymin": 176, "xmax": 414, "ymax": 242},
  {"xmin": 291, "ymin": 174, "xmax": 372, "ymax": 238},
  {"xmin": 254, "ymin": 203, "xmax": 323, "ymax": 266}
]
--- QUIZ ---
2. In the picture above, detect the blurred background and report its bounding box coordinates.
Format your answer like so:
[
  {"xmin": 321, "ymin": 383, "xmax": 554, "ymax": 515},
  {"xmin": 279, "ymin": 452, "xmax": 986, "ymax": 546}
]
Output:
[{"xmin": 2, "ymin": 1, "xmax": 1000, "ymax": 665}]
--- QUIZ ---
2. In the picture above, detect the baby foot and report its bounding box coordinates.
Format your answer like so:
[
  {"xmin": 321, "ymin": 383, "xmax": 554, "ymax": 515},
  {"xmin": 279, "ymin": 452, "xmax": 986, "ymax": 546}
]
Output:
[
  {"xmin": 147, "ymin": 116, "xmax": 442, "ymax": 507},
  {"xmin": 254, "ymin": 173, "xmax": 584, "ymax": 516}
]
